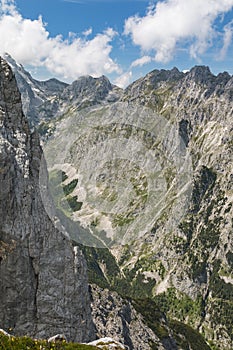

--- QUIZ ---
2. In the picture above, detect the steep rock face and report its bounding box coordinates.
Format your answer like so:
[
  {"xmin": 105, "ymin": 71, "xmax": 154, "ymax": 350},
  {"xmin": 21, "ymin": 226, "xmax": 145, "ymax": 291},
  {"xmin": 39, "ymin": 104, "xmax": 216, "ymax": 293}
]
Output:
[
  {"xmin": 120, "ymin": 66, "xmax": 233, "ymax": 349},
  {"xmin": 5, "ymin": 54, "xmax": 122, "ymax": 136},
  {"xmin": 6, "ymin": 59, "xmax": 232, "ymax": 349},
  {"xmin": 0, "ymin": 57, "xmax": 94, "ymax": 341},
  {"xmin": 90, "ymin": 285, "xmax": 212, "ymax": 350},
  {"xmin": 90, "ymin": 285, "xmax": 174, "ymax": 350},
  {"xmin": 41, "ymin": 66, "xmax": 232, "ymax": 348},
  {"xmin": 4, "ymin": 53, "xmax": 68, "ymax": 126}
]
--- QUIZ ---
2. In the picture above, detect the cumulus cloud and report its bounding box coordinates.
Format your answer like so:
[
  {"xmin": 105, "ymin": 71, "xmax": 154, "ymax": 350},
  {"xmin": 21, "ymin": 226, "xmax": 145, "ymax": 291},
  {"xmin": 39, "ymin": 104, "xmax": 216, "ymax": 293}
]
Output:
[
  {"xmin": 82, "ymin": 27, "xmax": 92, "ymax": 36},
  {"xmin": 131, "ymin": 55, "xmax": 152, "ymax": 67},
  {"xmin": 114, "ymin": 71, "xmax": 132, "ymax": 88},
  {"xmin": 219, "ymin": 21, "xmax": 233, "ymax": 60},
  {"xmin": 1, "ymin": 0, "xmax": 17, "ymax": 15},
  {"xmin": 0, "ymin": 0, "xmax": 120, "ymax": 79},
  {"xmin": 124, "ymin": 0, "xmax": 233, "ymax": 63}
]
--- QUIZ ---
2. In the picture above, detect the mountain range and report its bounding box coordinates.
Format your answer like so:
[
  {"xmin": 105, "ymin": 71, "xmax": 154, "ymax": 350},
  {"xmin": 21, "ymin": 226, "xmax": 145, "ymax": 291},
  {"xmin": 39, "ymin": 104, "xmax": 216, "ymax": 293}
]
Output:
[{"xmin": 1, "ymin": 54, "xmax": 233, "ymax": 350}]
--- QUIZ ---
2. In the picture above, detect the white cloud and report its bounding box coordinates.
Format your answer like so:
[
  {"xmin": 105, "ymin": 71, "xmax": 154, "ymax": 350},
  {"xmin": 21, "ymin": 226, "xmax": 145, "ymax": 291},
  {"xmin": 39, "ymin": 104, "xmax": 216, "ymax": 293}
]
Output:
[
  {"xmin": 131, "ymin": 55, "xmax": 152, "ymax": 67},
  {"xmin": 218, "ymin": 21, "xmax": 233, "ymax": 60},
  {"xmin": 114, "ymin": 71, "xmax": 132, "ymax": 88},
  {"xmin": 0, "ymin": 0, "xmax": 121, "ymax": 79},
  {"xmin": 0, "ymin": 0, "xmax": 17, "ymax": 15},
  {"xmin": 82, "ymin": 27, "xmax": 92, "ymax": 36},
  {"xmin": 124, "ymin": 0, "xmax": 233, "ymax": 63}
]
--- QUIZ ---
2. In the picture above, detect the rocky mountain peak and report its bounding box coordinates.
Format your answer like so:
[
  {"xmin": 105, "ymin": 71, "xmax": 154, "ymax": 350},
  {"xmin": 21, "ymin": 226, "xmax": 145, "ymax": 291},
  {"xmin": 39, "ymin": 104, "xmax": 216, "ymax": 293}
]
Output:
[
  {"xmin": 3, "ymin": 52, "xmax": 27, "ymax": 75},
  {"xmin": 3, "ymin": 53, "xmax": 68, "ymax": 93},
  {"xmin": 59, "ymin": 74, "xmax": 122, "ymax": 110},
  {"xmin": 66, "ymin": 74, "xmax": 116, "ymax": 98},
  {"xmin": 0, "ymin": 56, "xmax": 28, "ymax": 132},
  {"xmin": 123, "ymin": 67, "xmax": 184, "ymax": 102},
  {"xmin": 216, "ymin": 71, "xmax": 231, "ymax": 82},
  {"xmin": 3, "ymin": 53, "xmax": 68, "ymax": 126},
  {"xmin": 147, "ymin": 66, "xmax": 184, "ymax": 84},
  {"xmin": 177, "ymin": 65, "xmax": 233, "ymax": 102},
  {"xmin": 185, "ymin": 65, "xmax": 214, "ymax": 85}
]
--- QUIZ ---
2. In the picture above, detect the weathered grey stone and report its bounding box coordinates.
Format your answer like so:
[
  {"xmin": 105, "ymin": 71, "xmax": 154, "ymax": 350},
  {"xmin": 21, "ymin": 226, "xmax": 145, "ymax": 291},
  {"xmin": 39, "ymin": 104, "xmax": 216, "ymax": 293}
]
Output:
[
  {"xmin": 0, "ymin": 57, "xmax": 95, "ymax": 342},
  {"xmin": 90, "ymin": 284, "xmax": 173, "ymax": 350}
]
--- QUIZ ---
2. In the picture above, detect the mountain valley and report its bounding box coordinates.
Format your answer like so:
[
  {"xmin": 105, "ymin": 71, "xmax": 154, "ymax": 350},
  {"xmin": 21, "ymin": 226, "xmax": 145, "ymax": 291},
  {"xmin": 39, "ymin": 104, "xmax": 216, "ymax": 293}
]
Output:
[{"xmin": 1, "ymin": 54, "xmax": 232, "ymax": 350}]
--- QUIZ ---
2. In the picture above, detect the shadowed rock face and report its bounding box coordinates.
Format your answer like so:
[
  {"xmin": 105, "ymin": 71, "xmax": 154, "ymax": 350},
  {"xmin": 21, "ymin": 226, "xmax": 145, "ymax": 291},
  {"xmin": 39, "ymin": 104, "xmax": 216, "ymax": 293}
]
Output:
[
  {"xmin": 0, "ymin": 57, "xmax": 95, "ymax": 342},
  {"xmin": 90, "ymin": 284, "xmax": 176, "ymax": 350}
]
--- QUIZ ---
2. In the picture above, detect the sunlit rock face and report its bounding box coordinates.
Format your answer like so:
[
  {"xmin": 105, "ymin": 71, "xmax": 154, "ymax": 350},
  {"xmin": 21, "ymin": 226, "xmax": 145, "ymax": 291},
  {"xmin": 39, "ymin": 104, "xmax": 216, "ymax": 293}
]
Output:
[
  {"xmin": 8, "ymin": 56, "xmax": 233, "ymax": 350},
  {"xmin": 46, "ymin": 67, "xmax": 232, "ymax": 350},
  {"xmin": 42, "ymin": 101, "xmax": 193, "ymax": 250},
  {"xmin": 3, "ymin": 53, "xmax": 69, "ymax": 127},
  {"xmin": 0, "ymin": 57, "xmax": 95, "ymax": 342}
]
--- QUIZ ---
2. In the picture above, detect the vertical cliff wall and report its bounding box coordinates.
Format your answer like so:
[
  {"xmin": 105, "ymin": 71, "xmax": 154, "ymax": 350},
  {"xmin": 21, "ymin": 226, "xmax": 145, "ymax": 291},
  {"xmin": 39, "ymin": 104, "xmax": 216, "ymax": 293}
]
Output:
[{"xmin": 0, "ymin": 57, "xmax": 94, "ymax": 342}]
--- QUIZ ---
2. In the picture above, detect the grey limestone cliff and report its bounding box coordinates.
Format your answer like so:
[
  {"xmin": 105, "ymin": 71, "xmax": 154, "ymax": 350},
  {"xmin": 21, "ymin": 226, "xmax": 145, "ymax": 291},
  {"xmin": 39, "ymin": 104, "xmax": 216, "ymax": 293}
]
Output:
[
  {"xmin": 39, "ymin": 66, "xmax": 232, "ymax": 349},
  {"xmin": 90, "ymin": 284, "xmax": 176, "ymax": 350},
  {"xmin": 4, "ymin": 54, "xmax": 122, "ymax": 134},
  {"xmin": 0, "ymin": 57, "xmax": 95, "ymax": 341}
]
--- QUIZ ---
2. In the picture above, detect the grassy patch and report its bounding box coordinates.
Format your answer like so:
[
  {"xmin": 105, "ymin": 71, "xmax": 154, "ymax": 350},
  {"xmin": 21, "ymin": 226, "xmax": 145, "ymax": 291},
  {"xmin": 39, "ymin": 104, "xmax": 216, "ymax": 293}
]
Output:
[
  {"xmin": 63, "ymin": 179, "xmax": 78, "ymax": 196},
  {"xmin": 66, "ymin": 196, "xmax": 83, "ymax": 212},
  {"xmin": 49, "ymin": 170, "xmax": 82, "ymax": 214},
  {"xmin": 170, "ymin": 320, "xmax": 211, "ymax": 350},
  {"xmin": 0, "ymin": 333, "xmax": 98, "ymax": 350}
]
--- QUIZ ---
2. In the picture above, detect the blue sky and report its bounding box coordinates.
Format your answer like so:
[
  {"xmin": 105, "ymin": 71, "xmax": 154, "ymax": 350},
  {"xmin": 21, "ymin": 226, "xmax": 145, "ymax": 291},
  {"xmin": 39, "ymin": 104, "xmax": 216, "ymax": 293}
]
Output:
[{"xmin": 0, "ymin": 0, "xmax": 233, "ymax": 87}]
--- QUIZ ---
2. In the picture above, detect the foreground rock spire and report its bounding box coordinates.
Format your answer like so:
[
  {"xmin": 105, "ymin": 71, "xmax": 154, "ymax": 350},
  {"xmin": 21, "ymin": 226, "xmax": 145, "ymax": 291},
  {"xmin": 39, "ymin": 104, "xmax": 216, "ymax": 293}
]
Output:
[{"xmin": 0, "ymin": 57, "xmax": 94, "ymax": 341}]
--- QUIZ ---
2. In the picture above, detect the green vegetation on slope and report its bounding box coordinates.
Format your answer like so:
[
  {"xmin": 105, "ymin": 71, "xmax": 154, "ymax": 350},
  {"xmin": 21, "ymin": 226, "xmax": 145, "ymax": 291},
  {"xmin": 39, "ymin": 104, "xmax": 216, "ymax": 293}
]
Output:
[
  {"xmin": 0, "ymin": 333, "xmax": 98, "ymax": 350},
  {"xmin": 170, "ymin": 320, "xmax": 211, "ymax": 350},
  {"xmin": 132, "ymin": 298, "xmax": 211, "ymax": 350},
  {"xmin": 49, "ymin": 169, "xmax": 82, "ymax": 215},
  {"xmin": 47, "ymin": 165, "xmax": 233, "ymax": 350}
]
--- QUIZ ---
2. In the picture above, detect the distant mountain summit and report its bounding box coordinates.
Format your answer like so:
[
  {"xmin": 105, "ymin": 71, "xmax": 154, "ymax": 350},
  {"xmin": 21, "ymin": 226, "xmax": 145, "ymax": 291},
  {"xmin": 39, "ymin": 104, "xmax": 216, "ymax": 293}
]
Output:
[
  {"xmin": 4, "ymin": 53, "xmax": 121, "ymax": 131},
  {"xmin": 3, "ymin": 53, "xmax": 68, "ymax": 126},
  {"xmin": 3, "ymin": 55, "xmax": 233, "ymax": 350}
]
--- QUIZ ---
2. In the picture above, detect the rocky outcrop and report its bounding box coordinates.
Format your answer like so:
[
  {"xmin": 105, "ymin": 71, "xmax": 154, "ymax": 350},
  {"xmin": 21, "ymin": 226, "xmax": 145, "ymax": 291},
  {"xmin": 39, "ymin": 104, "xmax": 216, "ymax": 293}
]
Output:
[
  {"xmin": 4, "ymin": 53, "xmax": 68, "ymax": 126},
  {"xmin": 87, "ymin": 337, "xmax": 127, "ymax": 349},
  {"xmin": 90, "ymin": 284, "xmax": 172, "ymax": 350},
  {"xmin": 4, "ymin": 54, "xmax": 122, "ymax": 135},
  {"xmin": 0, "ymin": 57, "xmax": 95, "ymax": 341},
  {"xmin": 120, "ymin": 65, "xmax": 233, "ymax": 350}
]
